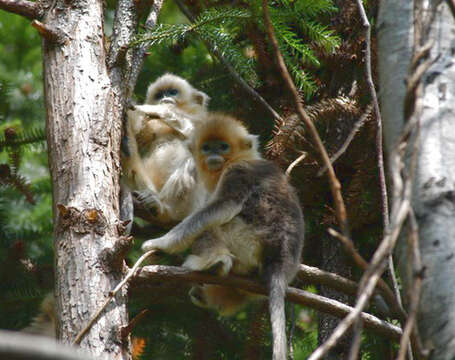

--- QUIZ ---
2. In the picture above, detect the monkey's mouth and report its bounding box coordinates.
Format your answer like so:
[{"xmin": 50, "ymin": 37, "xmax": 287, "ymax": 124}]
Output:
[
  {"xmin": 160, "ymin": 97, "xmax": 177, "ymax": 105},
  {"xmin": 206, "ymin": 155, "xmax": 225, "ymax": 171}
]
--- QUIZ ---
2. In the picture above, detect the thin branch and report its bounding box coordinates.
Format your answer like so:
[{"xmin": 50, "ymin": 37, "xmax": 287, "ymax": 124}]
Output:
[
  {"xmin": 328, "ymin": 228, "xmax": 406, "ymax": 321},
  {"xmin": 0, "ymin": 0, "xmax": 42, "ymax": 20},
  {"xmin": 173, "ymin": 0, "xmax": 282, "ymax": 123},
  {"xmin": 0, "ymin": 330, "xmax": 94, "ymax": 360},
  {"xmin": 127, "ymin": 0, "xmax": 164, "ymax": 99},
  {"xmin": 297, "ymin": 264, "xmax": 359, "ymax": 297},
  {"xmin": 308, "ymin": 256, "xmax": 389, "ymax": 360},
  {"xmin": 317, "ymin": 104, "xmax": 371, "ymax": 177},
  {"xmin": 397, "ymin": 211, "xmax": 424, "ymax": 360},
  {"xmin": 262, "ymin": 0, "xmax": 350, "ymax": 240},
  {"xmin": 133, "ymin": 265, "xmax": 402, "ymax": 341},
  {"xmin": 73, "ymin": 250, "xmax": 157, "ymax": 345},
  {"xmin": 108, "ymin": 0, "xmax": 139, "ymax": 69},
  {"xmin": 285, "ymin": 152, "xmax": 306, "ymax": 177},
  {"xmin": 350, "ymin": 2, "xmax": 397, "ymax": 357}
]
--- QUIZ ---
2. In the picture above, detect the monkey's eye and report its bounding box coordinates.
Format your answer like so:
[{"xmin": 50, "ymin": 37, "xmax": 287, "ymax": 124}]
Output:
[
  {"xmin": 154, "ymin": 91, "xmax": 165, "ymax": 100},
  {"xmin": 167, "ymin": 88, "xmax": 179, "ymax": 96},
  {"xmin": 219, "ymin": 142, "xmax": 230, "ymax": 153},
  {"xmin": 201, "ymin": 143, "xmax": 211, "ymax": 154}
]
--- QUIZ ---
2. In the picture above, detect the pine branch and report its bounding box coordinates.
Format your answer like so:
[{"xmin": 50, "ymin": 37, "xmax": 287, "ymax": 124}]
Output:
[{"xmin": 0, "ymin": 127, "xmax": 46, "ymax": 149}]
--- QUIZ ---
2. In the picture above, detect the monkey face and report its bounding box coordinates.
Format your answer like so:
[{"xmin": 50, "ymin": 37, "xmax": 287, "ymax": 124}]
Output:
[
  {"xmin": 200, "ymin": 139, "xmax": 231, "ymax": 172},
  {"xmin": 153, "ymin": 87, "xmax": 179, "ymax": 105}
]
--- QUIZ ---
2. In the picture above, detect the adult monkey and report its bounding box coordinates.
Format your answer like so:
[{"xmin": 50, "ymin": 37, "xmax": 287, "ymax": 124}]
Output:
[{"xmin": 142, "ymin": 114, "xmax": 304, "ymax": 360}]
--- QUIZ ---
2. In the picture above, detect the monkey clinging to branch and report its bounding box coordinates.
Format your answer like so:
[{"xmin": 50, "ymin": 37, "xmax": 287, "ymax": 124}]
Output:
[{"xmin": 142, "ymin": 113, "xmax": 304, "ymax": 360}]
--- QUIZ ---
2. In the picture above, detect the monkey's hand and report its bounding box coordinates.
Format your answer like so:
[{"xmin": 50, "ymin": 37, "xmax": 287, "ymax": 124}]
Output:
[
  {"xmin": 141, "ymin": 233, "xmax": 179, "ymax": 253},
  {"xmin": 132, "ymin": 190, "xmax": 167, "ymax": 217},
  {"xmin": 132, "ymin": 104, "xmax": 174, "ymax": 121}
]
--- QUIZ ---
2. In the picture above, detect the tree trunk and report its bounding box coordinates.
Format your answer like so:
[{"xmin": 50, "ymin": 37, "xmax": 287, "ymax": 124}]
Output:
[
  {"xmin": 43, "ymin": 1, "xmax": 130, "ymax": 358},
  {"xmin": 378, "ymin": 1, "xmax": 455, "ymax": 359}
]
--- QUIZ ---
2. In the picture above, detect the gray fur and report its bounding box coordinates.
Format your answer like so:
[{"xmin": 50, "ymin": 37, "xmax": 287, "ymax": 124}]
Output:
[{"xmin": 141, "ymin": 159, "xmax": 304, "ymax": 360}]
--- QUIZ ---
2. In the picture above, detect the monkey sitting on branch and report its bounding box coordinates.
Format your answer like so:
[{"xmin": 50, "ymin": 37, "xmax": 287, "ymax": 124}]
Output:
[
  {"xmin": 122, "ymin": 73, "xmax": 210, "ymax": 227},
  {"xmin": 142, "ymin": 114, "xmax": 304, "ymax": 360}
]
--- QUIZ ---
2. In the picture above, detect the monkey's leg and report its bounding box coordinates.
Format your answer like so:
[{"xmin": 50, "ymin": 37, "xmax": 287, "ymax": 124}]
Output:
[
  {"xmin": 189, "ymin": 285, "xmax": 252, "ymax": 316},
  {"xmin": 184, "ymin": 232, "xmax": 234, "ymax": 276}
]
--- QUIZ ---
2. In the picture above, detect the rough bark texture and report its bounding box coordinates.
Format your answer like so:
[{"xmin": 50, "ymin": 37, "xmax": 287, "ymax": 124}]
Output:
[
  {"xmin": 379, "ymin": 1, "xmax": 455, "ymax": 359},
  {"xmin": 317, "ymin": 234, "xmax": 353, "ymax": 359},
  {"xmin": 42, "ymin": 1, "xmax": 129, "ymax": 358},
  {"xmin": 411, "ymin": 3, "xmax": 455, "ymax": 358}
]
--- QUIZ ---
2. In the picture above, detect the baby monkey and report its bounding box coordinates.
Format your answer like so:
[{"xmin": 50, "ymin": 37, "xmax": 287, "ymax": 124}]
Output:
[
  {"xmin": 123, "ymin": 74, "xmax": 209, "ymax": 226},
  {"xmin": 142, "ymin": 114, "xmax": 304, "ymax": 360}
]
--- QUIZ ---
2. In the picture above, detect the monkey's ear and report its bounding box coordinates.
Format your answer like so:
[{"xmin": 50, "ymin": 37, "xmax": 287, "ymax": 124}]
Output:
[
  {"xmin": 244, "ymin": 134, "xmax": 259, "ymax": 150},
  {"xmin": 193, "ymin": 91, "xmax": 210, "ymax": 107}
]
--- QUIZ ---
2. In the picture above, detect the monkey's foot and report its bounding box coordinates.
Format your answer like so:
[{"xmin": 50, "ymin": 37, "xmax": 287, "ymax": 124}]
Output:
[
  {"xmin": 189, "ymin": 286, "xmax": 208, "ymax": 309},
  {"xmin": 182, "ymin": 254, "xmax": 233, "ymax": 276},
  {"xmin": 132, "ymin": 190, "xmax": 166, "ymax": 216}
]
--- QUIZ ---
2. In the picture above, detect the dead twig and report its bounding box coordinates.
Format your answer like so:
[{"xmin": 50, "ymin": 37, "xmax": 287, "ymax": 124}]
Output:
[
  {"xmin": 73, "ymin": 250, "xmax": 157, "ymax": 345},
  {"xmin": 397, "ymin": 211, "xmax": 425, "ymax": 360},
  {"xmin": 262, "ymin": 0, "xmax": 350, "ymax": 240},
  {"xmin": 317, "ymin": 105, "xmax": 371, "ymax": 177},
  {"xmin": 285, "ymin": 152, "xmax": 306, "ymax": 177}
]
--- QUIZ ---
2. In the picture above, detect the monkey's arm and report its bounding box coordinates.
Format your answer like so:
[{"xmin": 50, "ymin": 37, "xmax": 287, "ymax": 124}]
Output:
[
  {"xmin": 132, "ymin": 104, "xmax": 193, "ymax": 138},
  {"xmin": 141, "ymin": 199, "xmax": 242, "ymax": 253}
]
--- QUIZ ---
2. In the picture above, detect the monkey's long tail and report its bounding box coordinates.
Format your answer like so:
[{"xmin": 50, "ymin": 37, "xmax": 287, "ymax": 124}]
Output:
[{"xmin": 268, "ymin": 270, "xmax": 287, "ymax": 360}]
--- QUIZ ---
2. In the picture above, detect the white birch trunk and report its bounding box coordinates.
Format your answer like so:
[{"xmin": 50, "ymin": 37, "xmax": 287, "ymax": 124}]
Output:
[{"xmin": 378, "ymin": 1, "xmax": 455, "ymax": 358}]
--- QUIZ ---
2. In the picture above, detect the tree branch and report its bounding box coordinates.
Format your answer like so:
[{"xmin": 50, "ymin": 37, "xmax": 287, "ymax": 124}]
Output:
[
  {"xmin": 0, "ymin": 330, "xmax": 94, "ymax": 360},
  {"xmin": 297, "ymin": 264, "xmax": 359, "ymax": 297},
  {"xmin": 132, "ymin": 265, "xmax": 402, "ymax": 341},
  {"xmin": 127, "ymin": 0, "xmax": 164, "ymax": 99},
  {"xmin": 0, "ymin": 0, "xmax": 42, "ymax": 20},
  {"xmin": 261, "ymin": 0, "xmax": 350, "ymax": 240}
]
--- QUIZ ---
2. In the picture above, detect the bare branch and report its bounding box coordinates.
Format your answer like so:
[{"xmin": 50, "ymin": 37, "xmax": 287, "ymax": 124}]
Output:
[
  {"xmin": 73, "ymin": 250, "xmax": 157, "ymax": 345},
  {"xmin": 173, "ymin": 0, "xmax": 282, "ymax": 123},
  {"xmin": 328, "ymin": 228, "xmax": 406, "ymax": 321},
  {"xmin": 133, "ymin": 265, "xmax": 402, "ymax": 341},
  {"xmin": 0, "ymin": 0, "xmax": 42, "ymax": 20},
  {"xmin": 297, "ymin": 264, "xmax": 359, "ymax": 297},
  {"xmin": 0, "ymin": 330, "xmax": 94, "ymax": 360},
  {"xmin": 317, "ymin": 105, "xmax": 371, "ymax": 177},
  {"xmin": 108, "ymin": 0, "xmax": 139, "ymax": 70},
  {"xmin": 397, "ymin": 211, "xmax": 425, "ymax": 360},
  {"xmin": 127, "ymin": 0, "xmax": 164, "ymax": 99},
  {"xmin": 262, "ymin": 0, "xmax": 350, "ymax": 240},
  {"xmin": 31, "ymin": 20, "xmax": 67, "ymax": 44},
  {"xmin": 285, "ymin": 152, "xmax": 306, "ymax": 177}
]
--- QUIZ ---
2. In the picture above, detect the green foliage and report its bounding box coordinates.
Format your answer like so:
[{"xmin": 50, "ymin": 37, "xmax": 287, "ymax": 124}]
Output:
[
  {"xmin": 0, "ymin": 12, "xmax": 52, "ymax": 333},
  {"xmin": 137, "ymin": 0, "xmax": 339, "ymax": 99}
]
